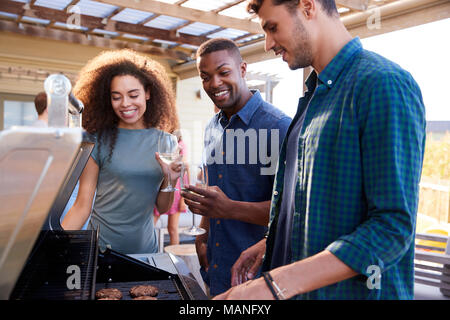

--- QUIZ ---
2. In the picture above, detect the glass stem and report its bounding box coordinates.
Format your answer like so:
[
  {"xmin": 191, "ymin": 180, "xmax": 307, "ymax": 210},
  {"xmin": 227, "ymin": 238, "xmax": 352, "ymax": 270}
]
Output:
[{"xmin": 167, "ymin": 171, "xmax": 172, "ymax": 188}]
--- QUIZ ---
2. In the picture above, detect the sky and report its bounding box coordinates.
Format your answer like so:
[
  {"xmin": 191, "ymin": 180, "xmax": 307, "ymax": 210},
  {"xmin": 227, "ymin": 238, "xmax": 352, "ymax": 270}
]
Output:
[{"xmin": 248, "ymin": 18, "xmax": 450, "ymax": 121}]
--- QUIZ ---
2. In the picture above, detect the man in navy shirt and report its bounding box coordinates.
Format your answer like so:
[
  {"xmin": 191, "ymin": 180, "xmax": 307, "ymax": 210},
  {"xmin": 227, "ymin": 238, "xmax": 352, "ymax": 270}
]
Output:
[{"xmin": 182, "ymin": 38, "xmax": 291, "ymax": 296}]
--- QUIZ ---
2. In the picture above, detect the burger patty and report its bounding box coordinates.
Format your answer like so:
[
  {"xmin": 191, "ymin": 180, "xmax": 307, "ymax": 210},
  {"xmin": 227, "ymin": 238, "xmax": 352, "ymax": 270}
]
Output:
[
  {"xmin": 95, "ymin": 288, "xmax": 123, "ymax": 300},
  {"xmin": 129, "ymin": 285, "xmax": 159, "ymax": 298},
  {"xmin": 132, "ymin": 295, "xmax": 158, "ymax": 300}
]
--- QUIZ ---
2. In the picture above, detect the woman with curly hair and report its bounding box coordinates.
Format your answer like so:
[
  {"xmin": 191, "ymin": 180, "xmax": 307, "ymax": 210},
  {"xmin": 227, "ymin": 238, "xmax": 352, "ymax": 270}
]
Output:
[{"xmin": 62, "ymin": 49, "xmax": 181, "ymax": 254}]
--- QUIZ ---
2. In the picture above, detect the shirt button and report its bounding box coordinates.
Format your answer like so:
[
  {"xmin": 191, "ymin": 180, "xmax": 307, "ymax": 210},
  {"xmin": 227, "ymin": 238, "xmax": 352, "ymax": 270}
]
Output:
[
  {"xmin": 216, "ymin": 220, "xmax": 221, "ymax": 225},
  {"xmin": 213, "ymin": 264, "xmax": 218, "ymax": 269},
  {"xmin": 215, "ymin": 242, "xmax": 220, "ymax": 247},
  {"xmin": 274, "ymin": 191, "xmax": 278, "ymax": 196},
  {"xmin": 218, "ymin": 174, "xmax": 223, "ymax": 179},
  {"xmin": 327, "ymin": 80, "xmax": 332, "ymax": 85}
]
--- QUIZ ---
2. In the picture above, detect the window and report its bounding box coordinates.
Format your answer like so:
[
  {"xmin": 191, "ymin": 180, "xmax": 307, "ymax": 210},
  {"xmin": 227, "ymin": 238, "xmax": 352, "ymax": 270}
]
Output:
[{"xmin": 0, "ymin": 93, "xmax": 37, "ymax": 130}]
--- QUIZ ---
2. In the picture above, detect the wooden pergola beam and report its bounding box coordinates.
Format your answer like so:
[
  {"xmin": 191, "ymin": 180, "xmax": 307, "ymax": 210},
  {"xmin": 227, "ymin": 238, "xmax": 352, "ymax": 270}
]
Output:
[
  {"xmin": 336, "ymin": 0, "xmax": 369, "ymax": 11},
  {"xmin": 97, "ymin": 0, "xmax": 263, "ymax": 34},
  {"xmin": 0, "ymin": 20, "xmax": 190, "ymax": 62},
  {"xmin": 341, "ymin": 0, "xmax": 449, "ymax": 28},
  {"xmin": 344, "ymin": 0, "xmax": 450, "ymax": 38},
  {"xmin": 213, "ymin": 0, "xmax": 246, "ymax": 13},
  {"xmin": 0, "ymin": 65, "xmax": 78, "ymax": 82},
  {"xmin": 0, "ymin": 0, "xmax": 209, "ymax": 47}
]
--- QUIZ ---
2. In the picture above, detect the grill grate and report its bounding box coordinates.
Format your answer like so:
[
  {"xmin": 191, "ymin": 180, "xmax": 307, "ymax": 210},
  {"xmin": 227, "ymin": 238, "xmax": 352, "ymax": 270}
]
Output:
[
  {"xmin": 10, "ymin": 230, "xmax": 204, "ymax": 300},
  {"xmin": 95, "ymin": 280, "xmax": 182, "ymax": 300}
]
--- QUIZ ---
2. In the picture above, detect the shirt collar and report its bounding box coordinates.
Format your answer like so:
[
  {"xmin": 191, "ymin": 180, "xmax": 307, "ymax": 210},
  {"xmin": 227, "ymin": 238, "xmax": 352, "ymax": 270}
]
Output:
[
  {"xmin": 305, "ymin": 69, "xmax": 319, "ymax": 93},
  {"xmin": 215, "ymin": 89, "xmax": 262, "ymax": 126},
  {"xmin": 318, "ymin": 37, "xmax": 363, "ymax": 89}
]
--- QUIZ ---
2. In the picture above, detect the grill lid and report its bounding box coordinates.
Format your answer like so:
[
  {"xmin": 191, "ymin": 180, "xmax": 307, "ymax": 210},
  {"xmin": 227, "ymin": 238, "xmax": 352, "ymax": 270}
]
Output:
[
  {"xmin": 43, "ymin": 135, "xmax": 94, "ymax": 231},
  {"xmin": 10, "ymin": 230, "xmax": 98, "ymax": 300},
  {"xmin": 0, "ymin": 127, "xmax": 83, "ymax": 299}
]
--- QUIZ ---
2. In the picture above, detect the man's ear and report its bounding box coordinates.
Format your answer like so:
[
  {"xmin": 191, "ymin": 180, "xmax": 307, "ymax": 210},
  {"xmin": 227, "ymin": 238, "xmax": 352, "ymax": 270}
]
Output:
[
  {"xmin": 299, "ymin": 0, "xmax": 317, "ymax": 19},
  {"xmin": 240, "ymin": 61, "xmax": 247, "ymax": 79}
]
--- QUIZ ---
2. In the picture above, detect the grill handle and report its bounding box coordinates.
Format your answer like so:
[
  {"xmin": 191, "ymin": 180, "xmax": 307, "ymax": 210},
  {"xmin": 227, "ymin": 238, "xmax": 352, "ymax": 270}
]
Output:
[
  {"xmin": 44, "ymin": 74, "xmax": 72, "ymax": 127},
  {"xmin": 68, "ymin": 92, "xmax": 84, "ymax": 128},
  {"xmin": 44, "ymin": 74, "xmax": 84, "ymax": 128}
]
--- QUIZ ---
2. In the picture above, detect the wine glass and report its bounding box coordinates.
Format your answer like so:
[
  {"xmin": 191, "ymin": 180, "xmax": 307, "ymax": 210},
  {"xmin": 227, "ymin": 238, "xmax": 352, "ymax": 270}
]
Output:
[
  {"xmin": 182, "ymin": 163, "xmax": 207, "ymax": 236},
  {"xmin": 158, "ymin": 132, "xmax": 179, "ymax": 192}
]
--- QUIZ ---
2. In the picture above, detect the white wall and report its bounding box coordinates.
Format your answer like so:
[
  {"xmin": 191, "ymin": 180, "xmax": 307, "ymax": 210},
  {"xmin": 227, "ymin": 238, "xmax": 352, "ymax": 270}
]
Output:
[{"xmin": 176, "ymin": 76, "xmax": 215, "ymax": 164}]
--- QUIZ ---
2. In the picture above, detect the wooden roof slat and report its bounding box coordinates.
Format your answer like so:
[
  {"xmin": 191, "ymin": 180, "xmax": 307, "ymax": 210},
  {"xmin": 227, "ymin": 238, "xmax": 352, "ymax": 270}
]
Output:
[
  {"xmin": 14, "ymin": 0, "xmax": 36, "ymax": 23},
  {"xmin": 96, "ymin": 0, "xmax": 263, "ymax": 34},
  {"xmin": 213, "ymin": 0, "xmax": 246, "ymax": 13},
  {"xmin": 171, "ymin": 0, "xmax": 246, "ymax": 33},
  {"xmin": 113, "ymin": 21, "xmax": 207, "ymax": 45},
  {"xmin": 0, "ymin": 19, "xmax": 190, "ymax": 62},
  {"xmin": 140, "ymin": 0, "xmax": 191, "ymax": 30},
  {"xmin": 0, "ymin": 0, "xmax": 207, "ymax": 47},
  {"xmin": 337, "ymin": 0, "xmax": 369, "ymax": 11},
  {"xmin": 201, "ymin": 27, "xmax": 225, "ymax": 37},
  {"xmin": 104, "ymin": 6, "xmax": 126, "ymax": 20},
  {"xmin": 139, "ymin": 14, "xmax": 159, "ymax": 25},
  {"xmin": 63, "ymin": 0, "xmax": 81, "ymax": 10}
]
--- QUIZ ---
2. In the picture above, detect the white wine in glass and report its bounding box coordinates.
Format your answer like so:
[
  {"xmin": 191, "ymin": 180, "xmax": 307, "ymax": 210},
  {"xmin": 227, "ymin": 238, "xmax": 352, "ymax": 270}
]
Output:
[
  {"xmin": 159, "ymin": 153, "xmax": 178, "ymax": 165},
  {"xmin": 158, "ymin": 132, "xmax": 179, "ymax": 192},
  {"xmin": 182, "ymin": 163, "xmax": 207, "ymax": 236}
]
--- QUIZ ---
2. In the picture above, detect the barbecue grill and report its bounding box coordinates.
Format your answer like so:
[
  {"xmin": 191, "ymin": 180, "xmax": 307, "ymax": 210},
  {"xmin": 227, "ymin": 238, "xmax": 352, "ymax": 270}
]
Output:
[
  {"xmin": 0, "ymin": 74, "xmax": 207, "ymax": 300},
  {"xmin": 0, "ymin": 128, "xmax": 206, "ymax": 301}
]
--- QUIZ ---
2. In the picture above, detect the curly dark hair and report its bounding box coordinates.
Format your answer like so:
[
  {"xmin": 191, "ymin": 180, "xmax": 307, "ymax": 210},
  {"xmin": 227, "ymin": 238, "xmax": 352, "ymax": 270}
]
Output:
[
  {"xmin": 247, "ymin": 0, "xmax": 338, "ymax": 17},
  {"xmin": 73, "ymin": 49, "xmax": 179, "ymax": 161}
]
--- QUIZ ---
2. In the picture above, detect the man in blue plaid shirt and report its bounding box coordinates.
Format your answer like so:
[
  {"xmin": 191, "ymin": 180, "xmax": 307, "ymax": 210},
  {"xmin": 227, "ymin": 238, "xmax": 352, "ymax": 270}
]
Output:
[{"xmin": 216, "ymin": 0, "xmax": 426, "ymax": 300}]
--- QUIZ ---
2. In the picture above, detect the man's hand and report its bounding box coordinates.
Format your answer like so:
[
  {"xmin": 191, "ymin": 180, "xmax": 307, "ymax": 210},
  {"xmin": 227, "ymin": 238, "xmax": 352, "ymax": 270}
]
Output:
[
  {"xmin": 181, "ymin": 184, "xmax": 233, "ymax": 219},
  {"xmin": 181, "ymin": 185, "xmax": 270, "ymax": 225},
  {"xmin": 214, "ymin": 277, "xmax": 273, "ymax": 300},
  {"xmin": 231, "ymin": 239, "xmax": 266, "ymax": 286}
]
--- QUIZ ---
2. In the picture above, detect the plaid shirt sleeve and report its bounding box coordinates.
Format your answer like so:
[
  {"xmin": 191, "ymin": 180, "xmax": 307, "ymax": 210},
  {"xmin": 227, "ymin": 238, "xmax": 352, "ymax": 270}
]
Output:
[{"xmin": 326, "ymin": 68, "xmax": 426, "ymax": 276}]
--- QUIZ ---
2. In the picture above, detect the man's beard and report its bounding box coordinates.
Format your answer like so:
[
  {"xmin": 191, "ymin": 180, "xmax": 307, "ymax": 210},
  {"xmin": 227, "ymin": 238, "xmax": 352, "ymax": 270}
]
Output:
[{"xmin": 287, "ymin": 16, "xmax": 313, "ymax": 70}]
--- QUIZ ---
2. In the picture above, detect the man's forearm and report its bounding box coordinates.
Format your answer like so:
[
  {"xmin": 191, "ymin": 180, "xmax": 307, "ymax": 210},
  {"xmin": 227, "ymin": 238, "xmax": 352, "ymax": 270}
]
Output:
[
  {"xmin": 269, "ymin": 250, "xmax": 358, "ymax": 298},
  {"xmin": 228, "ymin": 200, "xmax": 271, "ymax": 226}
]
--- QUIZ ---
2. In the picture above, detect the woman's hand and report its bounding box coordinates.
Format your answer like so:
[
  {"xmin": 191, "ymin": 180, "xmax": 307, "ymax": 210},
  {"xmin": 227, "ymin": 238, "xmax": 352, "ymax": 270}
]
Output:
[{"xmin": 155, "ymin": 152, "xmax": 182, "ymax": 186}]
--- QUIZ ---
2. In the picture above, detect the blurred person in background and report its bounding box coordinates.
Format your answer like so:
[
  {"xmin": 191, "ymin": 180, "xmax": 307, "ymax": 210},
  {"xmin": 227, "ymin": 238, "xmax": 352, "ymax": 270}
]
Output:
[{"xmin": 32, "ymin": 91, "xmax": 48, "ymax": 127}]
